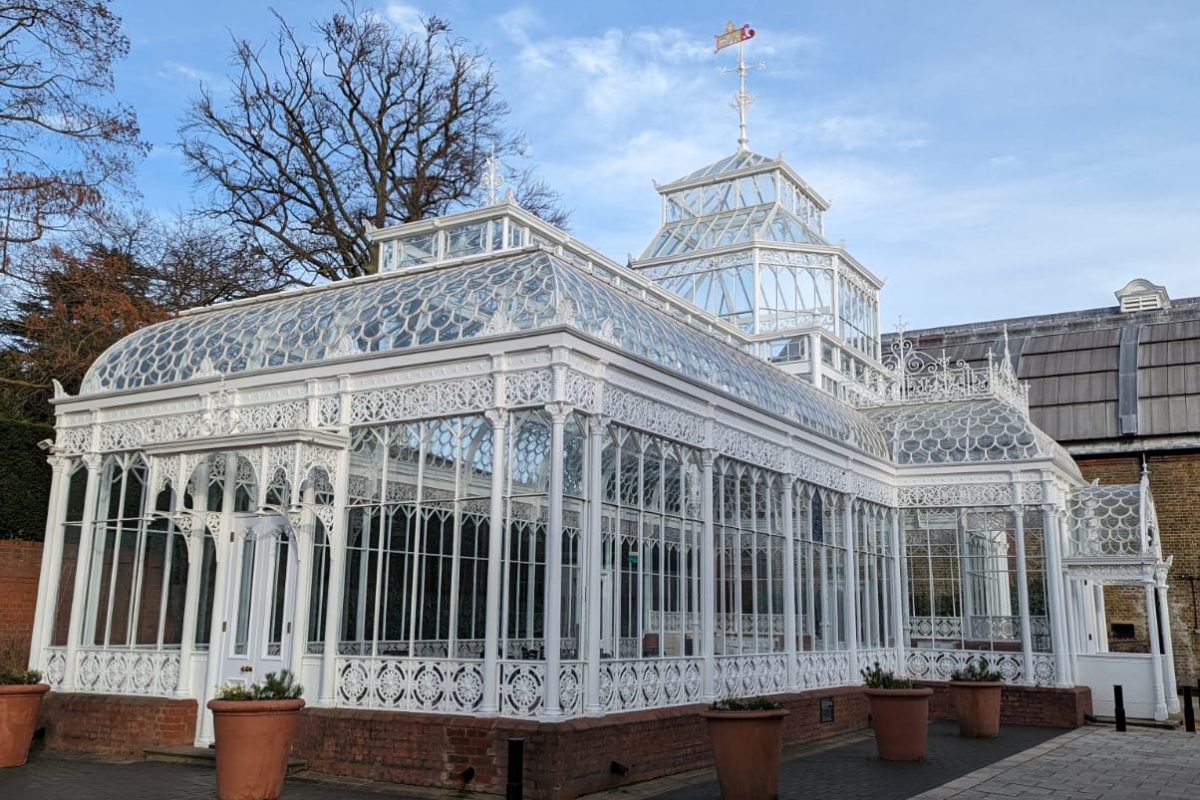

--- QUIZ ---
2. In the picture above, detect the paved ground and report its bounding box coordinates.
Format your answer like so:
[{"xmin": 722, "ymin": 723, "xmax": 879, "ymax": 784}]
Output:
[
  {"xmin": 911, "ymin": 726, "xmax": 1200, "ymax": 799},
  {"xmin": 1, "ymin": 723, "xmax": 1197, "ymax": 799}
]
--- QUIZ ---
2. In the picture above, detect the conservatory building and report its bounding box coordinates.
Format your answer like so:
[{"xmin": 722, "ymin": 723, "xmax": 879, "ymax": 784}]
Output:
[{"xmin": 28, "ymin": 150, "xmax": 1176, "ymax": 793}]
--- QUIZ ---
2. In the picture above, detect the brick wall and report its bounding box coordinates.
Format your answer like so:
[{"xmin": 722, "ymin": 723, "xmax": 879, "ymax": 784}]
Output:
[
  {"xmin": 0, "ymin": 539, "xmax": 43, "ymax": 669},
  {"xmin": 294, "ymin": 687, "xmax": 868, "ymax": 800},
  {"xmin": 38, "ymin": 693, "xmax": 197, "ymax": 756},
  {"xmin": 920, "ymin": 682, "xmax": 1091, "ymax": 728},
  {"xmin": 1073, "ymin": 453, "xmax": 1200, "ymax": 686}
]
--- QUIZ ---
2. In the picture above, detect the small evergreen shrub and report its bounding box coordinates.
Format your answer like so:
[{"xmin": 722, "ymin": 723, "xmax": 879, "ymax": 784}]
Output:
[
  {"xmin": 216, "ymin": 669, "xmax": 303, "ymax": 701},
  {"xmin": 710, "ymin": 695, "xmax": 783, "ymax": 711},
  {"xmin": 950, "ymin": 656, "xmax": 1003, "ymax": 682},
  {"xmin": 861, "ymin": 660, "xmax": 914, "ymax": 689},
  {"xmin": 0, "ymin": 667, "xmax": 43, "ymax": 685}
]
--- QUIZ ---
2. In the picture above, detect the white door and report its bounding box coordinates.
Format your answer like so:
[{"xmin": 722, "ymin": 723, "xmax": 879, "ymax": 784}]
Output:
[{"xmin": 219, "ymin": 513, "xmax": 297, "ymax": 688}]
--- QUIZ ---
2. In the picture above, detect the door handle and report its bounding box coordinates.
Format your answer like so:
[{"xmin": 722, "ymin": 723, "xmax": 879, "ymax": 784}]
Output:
[{"xmin": 240, "ymin": 665, "xmax": 254, "ymax": 673}]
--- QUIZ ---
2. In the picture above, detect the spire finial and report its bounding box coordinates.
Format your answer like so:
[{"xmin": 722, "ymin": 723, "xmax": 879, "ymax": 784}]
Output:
[
  {"xmin": 715, "ymin": 21, "xmax": 764, "ymax": 152},
  {"xmin": 481, "ymin": 144, "xmax": 504, "ymax": 205}
]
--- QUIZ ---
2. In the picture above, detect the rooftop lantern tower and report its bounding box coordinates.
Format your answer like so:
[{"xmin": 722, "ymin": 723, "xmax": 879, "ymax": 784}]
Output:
[{"xmin": 629, "ymin": 21, "xmax": 886, "ymax": 399}]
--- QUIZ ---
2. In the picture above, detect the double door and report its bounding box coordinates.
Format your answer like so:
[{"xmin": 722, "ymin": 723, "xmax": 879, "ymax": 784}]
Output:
[{"xmin": 219, "ymin": 513, "xmax": 297, "ymax": 687}]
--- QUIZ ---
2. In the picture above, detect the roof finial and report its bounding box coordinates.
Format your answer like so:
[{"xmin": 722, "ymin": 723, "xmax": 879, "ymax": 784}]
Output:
[
  {"xmin": 481, "ymin": 144, "xmax": 504, "ymax": 205},
  {"xmin": 715, "ymin": 21, "xmax": 764, "ymax": 152},
  {"xmin": 1001, "ymin": 324, "xmax": 1013, "ymax": 371}
]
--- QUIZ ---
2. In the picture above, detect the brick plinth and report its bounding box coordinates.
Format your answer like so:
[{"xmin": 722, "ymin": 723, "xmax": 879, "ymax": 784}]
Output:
[
  {"xmin": 294, "ymin": 687, "xmax": 868, "ymax": 800},
  {"xmin": 919, "ymin": 682, "xmax": 1091, "ymax": 728},
  {"xmin": 38, "ymin": 693, "xmax": 197, "ymax": 756},
  {"xmin": 0, "ymin": 539, "xmax": 43, "ymax": 669}
]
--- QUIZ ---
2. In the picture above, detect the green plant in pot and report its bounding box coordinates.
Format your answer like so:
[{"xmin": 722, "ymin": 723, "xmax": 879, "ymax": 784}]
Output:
[
  {"xmin": 701, "ymin": 696, "xmax": 788, "ymax": 800},
  {"xmin": 949, "ymin": 656, "xmax": 1004, "ymax": 738},
  {"xmin": 0, "ymin": 668, "xmax": 49, "ymax": 768},
  {"xmin": 207, "ymin": 670, "xmax": 305, "ymax": 800},
  {"xmin": 861, "ymin": 661, "xmax": 933, "ymax": 761}
]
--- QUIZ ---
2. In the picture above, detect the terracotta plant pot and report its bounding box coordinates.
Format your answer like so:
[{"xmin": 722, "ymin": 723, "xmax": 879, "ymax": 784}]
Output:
[
  {"xmin": 0, "ymin": 683, "xmax": 50, "ymax": 768},
  {"xmin": 702, "ymin": 708, "xmax": 789, "ymax": 800},
  {"xmin": 207, "ymin": 698, "xmax": 305, "ymax": 800},
  {"xmin": 950, "ymin": 681, "xmax": 1003, "ymax": 738},
  {"xmin": 863, "ymin": 687, "xmax": 933, "ymax": 761}
]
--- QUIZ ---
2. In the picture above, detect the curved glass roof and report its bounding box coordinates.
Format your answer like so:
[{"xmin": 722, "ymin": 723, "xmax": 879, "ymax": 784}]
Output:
[
  {"xmin": 82, "ymin": 249, "xmax": 888, "ymax": 458},
  {"xmin": 862, "ymin": 399, "xmax": 1052, "ymax": 465},
  {"xmin": 1067, "ymin": 484, "xmax": 1145, "ymax": 557}
]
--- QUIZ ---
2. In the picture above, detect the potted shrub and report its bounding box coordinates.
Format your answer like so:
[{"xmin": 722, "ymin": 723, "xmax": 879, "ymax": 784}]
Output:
[
  {"xmin": 949, "ymin": 656, "xmax": 1004, "ymax": 738},
  {"xmin": 0, "ymin": 668, "xmax": 49, "ymax": 768},
  {"xmin": 207, "ymin": 670, "xmax": 304, "ymax": 800},
  {"xmin": 701, "ymin": 696, "xmax": 789, "ymax": 800},
  {"xmin": 861, "ymin": 661, "xmax": 933, "ymax": 761}
]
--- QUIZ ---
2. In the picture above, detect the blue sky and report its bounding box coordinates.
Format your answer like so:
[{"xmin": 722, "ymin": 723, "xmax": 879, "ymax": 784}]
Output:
[{"xmin": 115, "ymin": 1, "xmax": 1200, "ymax": 328}]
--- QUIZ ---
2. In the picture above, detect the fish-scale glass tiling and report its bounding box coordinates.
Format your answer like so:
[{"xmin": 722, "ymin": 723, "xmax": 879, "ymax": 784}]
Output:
[{"xmin": 862, "ymin": 400, "xmax": 1045, "ymax": 464}]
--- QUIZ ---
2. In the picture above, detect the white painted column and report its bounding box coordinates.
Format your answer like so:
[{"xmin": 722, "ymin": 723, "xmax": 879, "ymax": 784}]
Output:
[
  {"xmin": 29, "ymin": 456, "xmax": 69, "ymax": 670},
  {"xmin": 175, "ymin": 529, "xmax": 203, "ymax": 698},
  {"xmin": 1092, "ymin": 584, "xmax": 1109, "ymax": 654},
  {"xmin": 700, "ymin": 450, "xmax": 716, "ymax": 700},
  {"xmin": 583, "ymin": 415, "xmax": 606, "ymax": 714},
  {"xmin": 480, "ymin": 408, "xmax": 508, "ymax": 715},
  {"xmin": 803, "ymin": 490, "xmax": 817, "ymax": 652},
  {"xmin": 1145, "ymin": 582, "xmax": 1168, "ymax": 720},
  {"xmin": 1042, "ymin": 504, "xmax": 1072, "ymax": 686},
  {"xmin": 1010, "ymin": 505, "xmax": 1035, "ymax": 684},
  {"xmin": 1154, "ymin": 583, "xmax": 1179, "ymax": 714},
  {"xmin": 842, "ymin": 494, "xmax": 859, "ymax": 679},
  {"xmin": 889, "ymin": 508, "xmax": 906, "ymax": 669},
  {"xmin": 288, "ymin": 488, "xmax": 317, "ymax": 678},
  {"xmin": 318, "ymin": 445, "xmax": 352, "ymax": 705},
  {"xmin": 197, "ymin": 453, "xmax": 239, "ymax": 745},
  {"xmin": 61, "ymin": 453, "xmax": 103, "ymax": 692},
  {"xmin": 541, "ymin": 403, "xmax": 571, "ymax": 718},
  {"xmin": 781, "ymin": 478, "xmax": 798, "ymax": 689}
]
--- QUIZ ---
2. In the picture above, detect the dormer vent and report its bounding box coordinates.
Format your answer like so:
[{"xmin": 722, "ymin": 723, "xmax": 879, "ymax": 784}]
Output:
[{"xmin": 1115, "ymin": 279, "xmax": 1170, "ymax": 313}]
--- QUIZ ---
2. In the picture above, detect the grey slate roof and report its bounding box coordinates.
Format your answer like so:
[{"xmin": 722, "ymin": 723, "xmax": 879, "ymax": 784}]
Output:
[{"xmin": 885, "ymin": 296, "xmax": 1200, "ymax": 446}]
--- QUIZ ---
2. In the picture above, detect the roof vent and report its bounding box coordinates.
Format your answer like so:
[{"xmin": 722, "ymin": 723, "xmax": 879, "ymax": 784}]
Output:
[{"xmin": 1114, "ymin": 279, "xmax": 1170, "ymax": 313}]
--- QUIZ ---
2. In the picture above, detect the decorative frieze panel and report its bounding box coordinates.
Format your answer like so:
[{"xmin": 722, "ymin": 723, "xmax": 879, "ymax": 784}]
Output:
[
  {"xmin": 794, "ymin": 650, "xmax": 851, "ymax": 690},
  {"xmin": 598, "ymin": 658, "xmax": 703, "ymax": 713},
  {"xmin": 714, "ymin": 654, "xmax": 789, "ymax": 698},
  {"xmin": 498, "ymin": 660, "xmax": 546, "ymax": 718},
  {"xmin": 74, "ymin": 648, "xmax": 180, "ymax": 697},
  {"xmin": 714, "ymin": 426, "xmax": 788, "ymax": 473},
  {"xmin": 504, "ymin": 369, "xmax": 552, "ymax": 407},
  {"xmin": 899, "ymin": 482, "xmax": 1039, "ymax": 508},
  {"xmin": 905, "ymin": 648, "xmax": 1041, "ymax": 684},
  {"xmin": 602, "ymin": 385, "xmax": 705, "ymax": 447},
  {"xmin": 351, "ymin": 376, "xmax": 494, "ymax": 424},
  {"xmin": 563, "ymin": 370, "xmax": 599, "ymax": 413},
  {"xmin": 335, "ymin": 656, "xmax": 485, "ymax": 714}
]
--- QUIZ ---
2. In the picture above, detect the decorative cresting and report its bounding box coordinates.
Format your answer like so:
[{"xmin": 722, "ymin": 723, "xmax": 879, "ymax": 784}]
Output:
[{"xmin": 853, "ymin": 323, "xmax": 1029, "ymax": 413}]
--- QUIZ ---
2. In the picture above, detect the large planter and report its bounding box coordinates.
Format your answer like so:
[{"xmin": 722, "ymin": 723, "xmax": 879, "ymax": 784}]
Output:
[
  {"xmin": 863, "ymin": 687, "xmax": 933, "ymax": 761},
  {"xmin": 950, "ymin": 681, "xmax": 1003, "ymax": 738},
  {"xmin": 207, "ymin": 698, "xmax": 305, "ymax": 800},
  {"xmin": 0, "ymin": 683, "xmax": 49, "ymax": 768},
  {"xmin": 701, "ymin": 708, "xmax": 789, "ymax": 800}
]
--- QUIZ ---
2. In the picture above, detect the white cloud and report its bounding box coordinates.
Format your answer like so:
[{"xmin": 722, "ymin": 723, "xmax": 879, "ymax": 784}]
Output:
[
  {"xmin": 801, "ymin": 113, "xmax": 929, "ymax": 151},
  {"xmin": 385, "ymin": 2, "xmax": 425, "ymax": 35},
  {"xmin": 158, "ymin": 61, "xmax": 217, "ymax": 85}
]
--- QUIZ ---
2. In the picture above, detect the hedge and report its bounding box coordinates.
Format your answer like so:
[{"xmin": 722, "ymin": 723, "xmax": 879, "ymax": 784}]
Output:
[{"xmin": 0, "ymin": 418, "xmax": 53, "ymax": 540}]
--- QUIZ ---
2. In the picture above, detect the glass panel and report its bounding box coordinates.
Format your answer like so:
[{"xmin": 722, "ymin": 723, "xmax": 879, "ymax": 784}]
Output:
[
  {"xmin": 233, "ymin": 537, "xmax": 256, "ymax": 656},
  {"xmin": 267, "ymin": 536, "xmax": 289, "ymax": 656}
]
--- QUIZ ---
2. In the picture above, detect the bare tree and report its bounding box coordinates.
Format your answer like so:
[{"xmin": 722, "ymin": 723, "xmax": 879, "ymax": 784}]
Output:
[
  {"xmin": 0, "ymin": 1, "xmax": 147, "ymax": 261},
  {"xmin": 180, "ymin": 2, "xmax": 568, "ymax": 283}
]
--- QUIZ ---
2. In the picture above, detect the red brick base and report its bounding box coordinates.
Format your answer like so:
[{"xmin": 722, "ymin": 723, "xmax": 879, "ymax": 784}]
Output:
[
  {"xmin": 294, "ymin": 687, "xmax": 868, "ymax": 800},
  {"xmin": 0, "ymin": 539, "xmax": 42, "ymax": 669},
  {"xmin": 919, "ymin": 682, "xmax": 1092, "ymax": 728},
  {"xmin": 38, "ymin": 693, "xmax": 198, "ymax": 756}
]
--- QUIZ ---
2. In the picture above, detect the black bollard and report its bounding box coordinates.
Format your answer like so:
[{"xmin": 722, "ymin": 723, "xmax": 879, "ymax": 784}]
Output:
[
  {"xmin": 1114, "ymin": 684, "xmax": 1126, "ymax": 732},
  {"xmin": 1185, "ymin": 686, "xmax": 1196, "ymax": 733},
  {"xmin": 506, "ymin": 738, "xmax": 524, "ymax": 800}
]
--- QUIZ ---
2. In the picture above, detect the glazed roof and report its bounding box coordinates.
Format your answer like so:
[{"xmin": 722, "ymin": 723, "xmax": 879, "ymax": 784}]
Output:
[{"xmin": 81, "ymin": 248, "xmax": 889, "ymax": 458}]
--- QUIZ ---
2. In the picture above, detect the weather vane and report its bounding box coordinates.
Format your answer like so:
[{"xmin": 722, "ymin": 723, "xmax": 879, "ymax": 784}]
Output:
[{"xmin": 714, "ymin": 21, "xmax": 764, "ymax": 152}]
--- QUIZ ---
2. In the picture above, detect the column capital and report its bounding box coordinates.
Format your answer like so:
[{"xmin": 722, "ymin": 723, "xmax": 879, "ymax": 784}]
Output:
[
  {"xmin": 484, "ymin": 407, "xmax": 508, "ymax": 427},
  {"xmin": 544, "ymin": 402, "xmax": 574, "ymax": 424}
]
